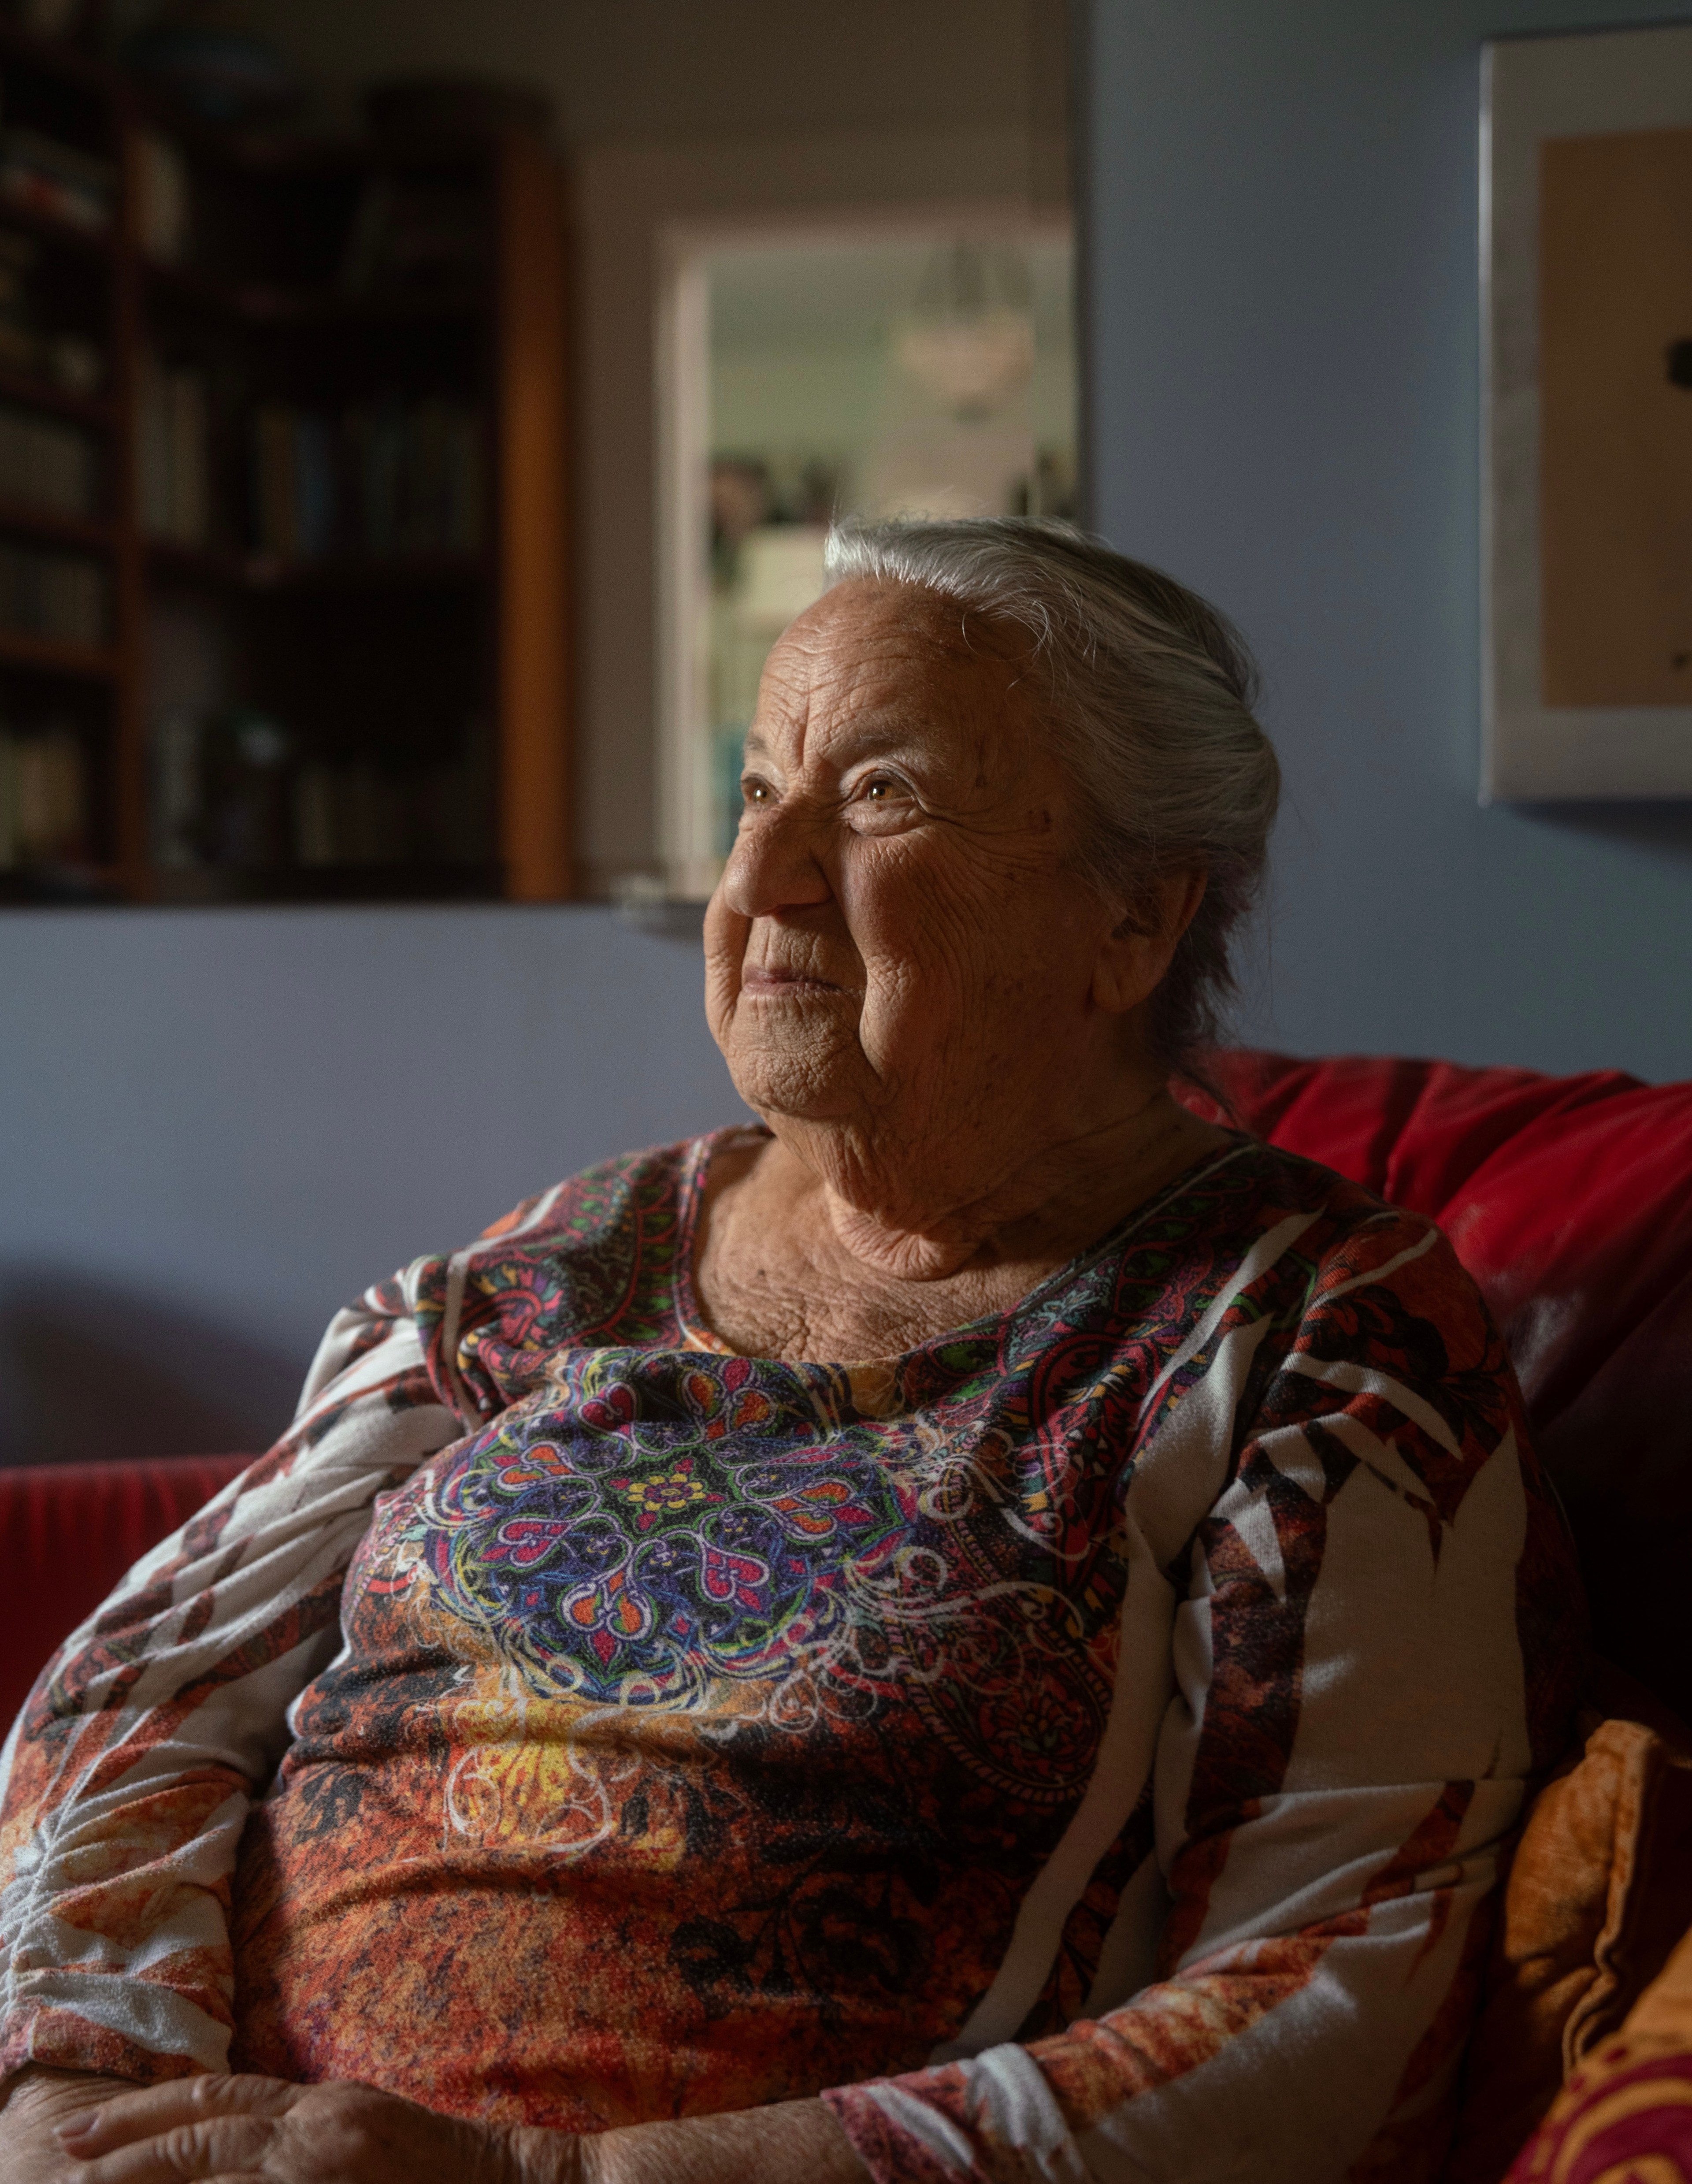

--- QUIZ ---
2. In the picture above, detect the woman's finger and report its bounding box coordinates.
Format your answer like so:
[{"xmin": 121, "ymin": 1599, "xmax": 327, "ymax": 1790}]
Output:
[
  {"xmin": 56, "ymin": 2079, "xmax": 299, "ymax": 2166},
  {"xmin": 61, "ymin": 2111, "xmax": 277, "ymax": 2183},
  {"xmin": 56, "ymin": 2076, "xmax": 299, "ymax": 2157}
]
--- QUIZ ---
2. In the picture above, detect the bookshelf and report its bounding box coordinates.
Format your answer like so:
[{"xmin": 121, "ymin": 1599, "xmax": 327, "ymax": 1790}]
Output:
[{"xmin": 0, "ymin": 22, "xmax": 572, "ymax": 906}]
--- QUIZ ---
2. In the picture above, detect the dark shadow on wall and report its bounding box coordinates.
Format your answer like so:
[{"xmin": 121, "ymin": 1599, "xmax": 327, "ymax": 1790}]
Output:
[
  {"xmin": 1519, "ymin": 800, "xmax": 1692, "ymax": 870},
  {"xmin": 0, "ymin": 1269, "xmax": 301, "ymax": 1466}
]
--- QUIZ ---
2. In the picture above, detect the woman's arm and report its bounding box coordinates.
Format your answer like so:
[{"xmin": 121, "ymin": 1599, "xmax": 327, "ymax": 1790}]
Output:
[
  {"xmin": 579, "ymin": 2099, "xmax": 867, "ymax": 2184},
  {"xmin": 0, "ymin": 1267, "xmax": 464, "ymax": 2098}
]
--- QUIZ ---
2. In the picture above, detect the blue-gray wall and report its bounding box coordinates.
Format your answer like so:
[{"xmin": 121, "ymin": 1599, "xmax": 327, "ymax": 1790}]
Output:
[
  {"xmin": 0, "ymin": 906, "xmax": 740, "ymax": 1460},
  {"xmin": 1087, "ymin": 0, "xmax": 1692, "ymax": 1082}
]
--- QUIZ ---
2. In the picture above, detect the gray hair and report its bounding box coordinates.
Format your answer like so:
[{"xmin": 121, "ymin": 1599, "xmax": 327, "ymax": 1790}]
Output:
[{"xmin": 822, "ymin": 516, "xmax": 1280, "ymax": 1075}]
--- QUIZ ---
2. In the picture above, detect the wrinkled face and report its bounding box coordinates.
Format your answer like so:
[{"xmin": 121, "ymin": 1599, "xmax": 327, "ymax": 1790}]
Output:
[{"xmin": 703, "ymin": 578, "xmax": 1134, "ymax": 1190}]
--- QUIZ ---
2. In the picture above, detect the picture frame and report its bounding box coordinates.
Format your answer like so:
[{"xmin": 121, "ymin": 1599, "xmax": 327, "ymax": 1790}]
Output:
[{"xmin": 1482, "ymin": 22, "xmax": 1692, "ymax": 800}]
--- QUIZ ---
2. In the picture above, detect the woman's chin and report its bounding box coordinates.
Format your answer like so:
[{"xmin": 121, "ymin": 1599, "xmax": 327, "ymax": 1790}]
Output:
[{"xmin": 725, "ymin": 1039, "xmax": 868, "ymax": 1126}]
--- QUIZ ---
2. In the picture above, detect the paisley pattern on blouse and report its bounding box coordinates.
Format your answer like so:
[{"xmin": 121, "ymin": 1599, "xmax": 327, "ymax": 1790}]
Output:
[{"xmin": 0, "ymin": 1129, "xmax": 1581, "ymax": 2184}]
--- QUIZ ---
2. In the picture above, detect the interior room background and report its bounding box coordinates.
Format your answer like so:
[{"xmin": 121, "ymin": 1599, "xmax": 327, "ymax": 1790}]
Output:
[{"xmin": 2, "ymin": 0, "xmax": 1689, "ymax": 1466}]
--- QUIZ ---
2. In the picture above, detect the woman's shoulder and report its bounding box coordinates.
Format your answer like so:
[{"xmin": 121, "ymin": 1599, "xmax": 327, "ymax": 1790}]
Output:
[
  {"xmin": 401, "ymin": 1133, "xmax": 736, "ymax": 1406},
  {"xmin": 471, "ymin": 1135, "xmax": 701, "ymax": 1259},
  {"xmin": 1127, "ymin": 1133, "xmax": 1553, "ymax": 1600},
  {"xmin": 1164, "ymin": 1127, "xmax": 1435, "ymax": 1241},
  {"xmin": 1148, "ymin": 1129, "xmax": 1493, "ymax": 1353},
  {"xmin": 1161, "ymin": 1134, "xmax": 1525, "ymax": 1486},
  {"xmin": 1193, "ymin": 1128, "xmax": 1439, "ymax": 1241}
]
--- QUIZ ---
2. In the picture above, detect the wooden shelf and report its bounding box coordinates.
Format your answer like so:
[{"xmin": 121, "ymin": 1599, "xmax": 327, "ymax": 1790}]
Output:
[
  {"xmin": 156, "ymin": 119, "xmax": 494, "ymax": 181},
  {"xmin": 143, "ymin": 258, "xmax": 488, "ymax": 328},
  {"xmin": 0, "ymin": 195, "xmax": 115, "ymax": 261},
  {"xmin": 0, "ymin": 862, "xmax": 123, "ymax": 903},
  {"xmin": 149, "ymin": 861, "xmax": 503, "ymax": 906},
  {"xmin": 144, "ymin": 541, "xmax": 488, "ymax": 591},
  {"xmin": 245, "ymin": 286, "xmax": 490, "ymax": 328},
  {"xmin": 0, "ymin": 366, "xmax": 114, "ymax": 427},
  {"xmin": 0, "ymin": 23, "xmax": 572, "ymax": 911},
  {"xmin": 0, "ymin": 628, "xmax": 119, "ymax": 677},
  {"xmin": 248, "ymin": 548, "xmax": 488, "ymax": 589},
  {"xmin": 0, "ymin": 501, "xmax": 115, "ymax": 549}
]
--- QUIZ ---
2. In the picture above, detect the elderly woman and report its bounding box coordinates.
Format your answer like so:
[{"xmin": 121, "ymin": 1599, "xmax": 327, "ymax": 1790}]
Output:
[{"xmin": 1, "ymin": 520, "xmax": 1576, "ymax": 2184}]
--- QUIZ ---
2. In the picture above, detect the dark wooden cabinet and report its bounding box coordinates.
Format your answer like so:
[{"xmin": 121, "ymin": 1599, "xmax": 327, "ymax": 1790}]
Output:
[{"xmin": 0, "ymin": 22, "xmax": 572, "ymax": 906}]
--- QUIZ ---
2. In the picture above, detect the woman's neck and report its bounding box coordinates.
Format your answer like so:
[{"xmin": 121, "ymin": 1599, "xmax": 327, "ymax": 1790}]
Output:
[
  {"xmin": 736, "ymin": 1085, "xmax": 1231, "ymax": 1289},
  {"xmin": 693, "ymin": 1085, "xmax": 1233, "ymax": 1363},
  {"xmin": 808, "ymin": 1088, "xmax": 1231, "ymax": 1275}
]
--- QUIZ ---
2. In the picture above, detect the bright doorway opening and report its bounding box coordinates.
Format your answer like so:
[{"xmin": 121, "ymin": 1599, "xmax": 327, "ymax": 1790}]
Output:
[{"xmin": 656, "ymin": 219, "xmax": 1076, "ymax": 896}]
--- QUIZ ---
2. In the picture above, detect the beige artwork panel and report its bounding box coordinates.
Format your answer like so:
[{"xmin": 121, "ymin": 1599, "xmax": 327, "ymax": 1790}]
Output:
[{"xmin": 1540, "ymin": 128, "xmax": 1692, "ymax": 706}]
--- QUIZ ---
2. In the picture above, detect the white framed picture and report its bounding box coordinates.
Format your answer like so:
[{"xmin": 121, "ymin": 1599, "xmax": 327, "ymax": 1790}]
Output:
[{"xmin": 1483, "ymin": 22, "xmax": 1692, "ymax": 800}]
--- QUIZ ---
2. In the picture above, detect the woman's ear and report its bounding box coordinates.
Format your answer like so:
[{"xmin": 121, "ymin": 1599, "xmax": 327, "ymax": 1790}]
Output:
[{"xmin": 1091, "ymin": 869, "xmax": 1208, "ymax": 1014}]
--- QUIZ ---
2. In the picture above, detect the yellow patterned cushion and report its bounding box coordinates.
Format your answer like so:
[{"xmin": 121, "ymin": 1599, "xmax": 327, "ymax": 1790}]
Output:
[
  {"xmin": 1500, "ymin": 1924, "xmax": 1692, "ymax": 2181},
  {"xmin": 1447, "ymin": 1704, "xmax": 1692, "ymax": 2184}
]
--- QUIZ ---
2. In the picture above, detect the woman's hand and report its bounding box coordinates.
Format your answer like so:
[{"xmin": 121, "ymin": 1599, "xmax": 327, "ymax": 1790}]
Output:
[
  {"xmin": 36, "ymin": 2072, "xmax": 581, "ymax": 2184},
  {"xmin": 0, "ymin": 2068, "xmax": 144, "ymax": 2184},
  {"xmin": 34, "ymin": 2073, "xmax": 870, "ymax": 2184}
]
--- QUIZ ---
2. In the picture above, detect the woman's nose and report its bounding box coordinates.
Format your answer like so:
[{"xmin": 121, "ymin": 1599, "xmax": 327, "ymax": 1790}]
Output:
[{"xmin": 720, "ymin": 795, "xmax": 834, "ymax": 919}]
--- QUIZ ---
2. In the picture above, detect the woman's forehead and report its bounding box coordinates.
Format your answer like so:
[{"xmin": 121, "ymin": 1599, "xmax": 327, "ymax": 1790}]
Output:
[
  {"xmin": 759, "ymin": 580, "xmax": 1034, "ymax": 734},
  {"xmin": 794, "ymin": 575, "xmax": 1022, "ymax": 660}
]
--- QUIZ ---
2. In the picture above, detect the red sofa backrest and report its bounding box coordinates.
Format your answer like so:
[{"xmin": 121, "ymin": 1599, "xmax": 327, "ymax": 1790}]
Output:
[{"xmin": 1181, "ymin": 1051, "xmax": 1692, "ymax": 1720}]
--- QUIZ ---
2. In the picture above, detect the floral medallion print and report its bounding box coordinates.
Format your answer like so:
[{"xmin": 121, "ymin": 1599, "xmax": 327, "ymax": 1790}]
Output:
[
  {"xmin": 419, "ymin": 1349, "xmax": 915, "ymax": 1709},
  {"xmin": 401, "ymin": 1330, "xmax": 1121, "ymax": 1806}
]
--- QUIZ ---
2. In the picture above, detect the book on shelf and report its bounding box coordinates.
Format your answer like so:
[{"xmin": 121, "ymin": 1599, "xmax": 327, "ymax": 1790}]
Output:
[
  {"xmin": 340, "ymin": 174, "xmax": 485, "ymax": 297},
  {"xmin": 150, "ymin": 707, "xmax": 197, "ymax": 868},
  {"xmin": 0, "ymin": 228, "xmax": 105, "ymax": 394},
  {"xmin": 252, "ymin": 397, "xmax": 484, "ymax": 560},
  {"xmin": 152, "ymin": 705, "xmax": 293, "ymax": 867},
  {"xmin": 253, "ymin": 404, "xmax": 335, "ymax": 558},
  {"xmin": 135, "ymin": 130, "xmax": 191, "ymax": 263},
  {"xmin": 0, "ymin": 127, "xmax": 114, "ymax": 233},
  {"xmin": 152, "ymin": 705, "xmax": 486, "ymax": 870},
  {"xmin": 0, "ymin": 400, "xmax": 97, "ymax": 515},
  {"xmin": 295, "ymin": 754, "xmax": 488, "ymax": 866},
  {"xmin": 0, "ymin": 718, "xmax": 85, "ymax": 867},
  {"xmin": 137, "ymin": 353, "xmax": 209, "ymax": 542},
  {"xmin": 0, "ymin": 535, "xmax": 106, "ymax": 644},
  {"xmin": 294, "ymin": 758, "xmax": 407, "ymax": 865}
]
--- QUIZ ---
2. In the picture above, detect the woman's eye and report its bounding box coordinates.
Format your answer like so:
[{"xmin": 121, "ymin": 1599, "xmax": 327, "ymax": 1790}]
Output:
[
  {"xmin": 741, "ymin": 779, "xmax": 771, "ymax": 805},
  {"xmin": 862, "ymin": 776, "xmax": 897, "ymax": 802}
]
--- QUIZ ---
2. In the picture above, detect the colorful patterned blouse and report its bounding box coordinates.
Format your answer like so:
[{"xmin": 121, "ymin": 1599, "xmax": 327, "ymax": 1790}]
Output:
[{"xmin": 0, "ymin": 1129, "xmax": 1580, "ymax": 2183}]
